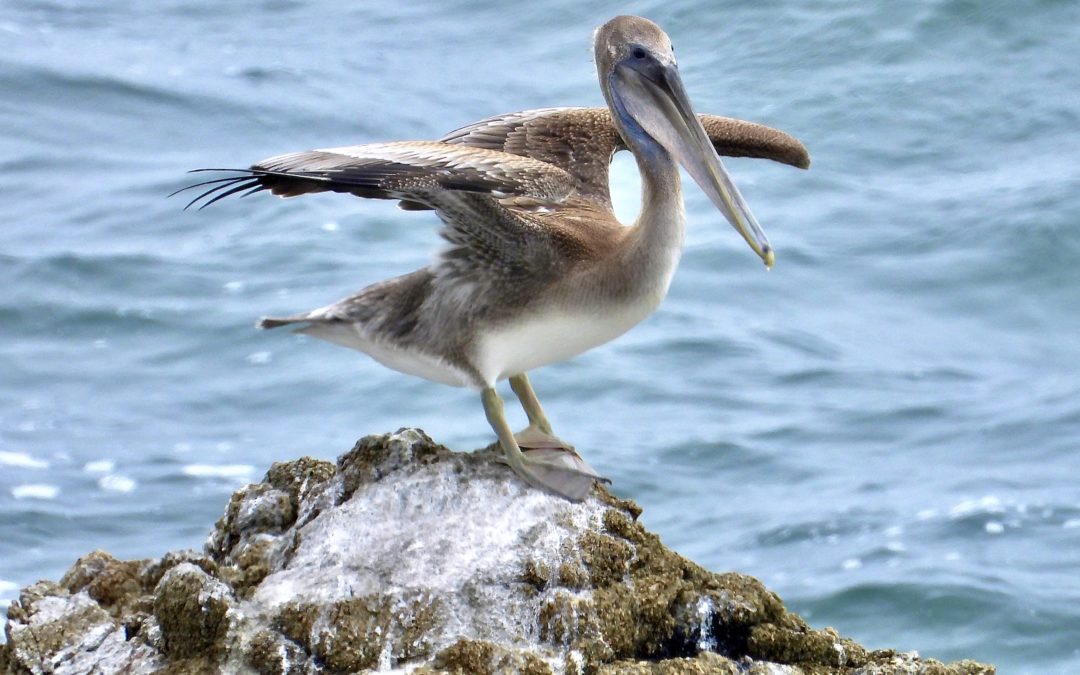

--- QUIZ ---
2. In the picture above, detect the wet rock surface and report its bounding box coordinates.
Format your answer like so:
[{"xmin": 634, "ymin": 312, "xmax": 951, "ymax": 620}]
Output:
[{"xmin": 1, "ymin": 429, "xmax": 995, "ymax": 674}]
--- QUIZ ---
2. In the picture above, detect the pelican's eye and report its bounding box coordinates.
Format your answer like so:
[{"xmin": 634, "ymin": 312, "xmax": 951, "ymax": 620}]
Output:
[{"xmin": 632, "ymin": 47, "xmax": 647, "ymax": 59}]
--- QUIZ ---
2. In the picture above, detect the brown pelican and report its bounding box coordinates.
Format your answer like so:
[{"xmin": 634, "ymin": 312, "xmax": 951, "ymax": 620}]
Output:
[{"xmin": 179, "ymin": 15, "xmax": 809, "ymax": 501}]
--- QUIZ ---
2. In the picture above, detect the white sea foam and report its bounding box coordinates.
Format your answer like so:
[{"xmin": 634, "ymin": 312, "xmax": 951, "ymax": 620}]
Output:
[
  {"xmin": 84, "ymin": 460, "xmax": 115, "ymax": 473},
  {"xmin": 950, "ymin": 495, "xmax": 1004, "ymax": 518},
  {"xmin": 695, "ymin": 596, "xmax": 717, "ymax": 651},
  {"xmin": 12, "ymin": 484, "xmax": 60, "ymax": 500},
  {"xmin": 182, "ymin": 464, "xmax": 255, "ymax": 479},
  {"xmin": 99, "ymin": 475, "xmax": 137, "ymax": 493},
  {"xmin": 246, "ymin": 351, "xmax": 272, "ymax": 365},
  {"xmin": 0, "ymin": 450, "xmax": 49, "ymax": 469}
]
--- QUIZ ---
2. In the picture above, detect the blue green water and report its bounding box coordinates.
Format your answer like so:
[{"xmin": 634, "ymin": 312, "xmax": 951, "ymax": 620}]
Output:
[{"xmin": 3, "ymin": 1, "xmax": 1079, "ymax": 671}]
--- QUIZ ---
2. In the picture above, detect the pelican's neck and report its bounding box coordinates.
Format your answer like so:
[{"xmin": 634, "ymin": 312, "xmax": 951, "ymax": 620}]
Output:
[{"xmin": 620, "ymin": 121, "xmax": 686, "ymax": 273}]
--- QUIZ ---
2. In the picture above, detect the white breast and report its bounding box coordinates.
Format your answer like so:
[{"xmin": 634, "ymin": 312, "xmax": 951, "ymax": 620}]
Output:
[{"xmin": 474, "ymin": 293, "xmax": 663, "ymax": 387}]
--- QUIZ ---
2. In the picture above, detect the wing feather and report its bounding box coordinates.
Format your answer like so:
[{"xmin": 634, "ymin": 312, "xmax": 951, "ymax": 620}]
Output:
[
  {"xmin": 176, "ymin": 141, "xmax": 574, "ymax": 210},
  {"xmin": 441, "ymin": 108, "xmax": 620, "ymax": 204}
]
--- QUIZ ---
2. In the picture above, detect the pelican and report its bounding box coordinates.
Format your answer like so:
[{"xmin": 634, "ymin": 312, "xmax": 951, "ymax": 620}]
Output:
[{"xmin": 179, "ymin": 16, "xmax": 809, "ymax": 501}]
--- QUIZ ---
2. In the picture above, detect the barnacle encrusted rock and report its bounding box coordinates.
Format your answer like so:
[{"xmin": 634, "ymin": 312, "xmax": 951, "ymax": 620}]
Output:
[{"xmin": 1, "ymin": 428, "xmax": 995, "ymax": 674}]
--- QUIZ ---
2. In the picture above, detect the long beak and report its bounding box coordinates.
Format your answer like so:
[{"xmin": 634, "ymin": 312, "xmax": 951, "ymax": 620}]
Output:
[{"xmin": 611, "ymin": 62, "xmax": 774, "ymax": 267}]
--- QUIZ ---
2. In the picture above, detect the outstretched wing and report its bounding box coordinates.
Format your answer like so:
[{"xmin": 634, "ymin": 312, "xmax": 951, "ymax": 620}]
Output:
[
  {"xmin": 175, "ymin": 141, "xmax": 575, "ymax": 211},
  {"xmin": 177, "ymin": 108, "xmax": 808, "ymax": 211},
  {"xmin": 440, "ymin": 107, "xmax": 810, "ymax": 205}
]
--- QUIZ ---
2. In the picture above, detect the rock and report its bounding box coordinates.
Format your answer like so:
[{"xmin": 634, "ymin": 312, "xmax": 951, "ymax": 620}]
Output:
[
  {"xmin": 1, "ymin": 428, "xmax": 996, "ymax": 674},
  {"xmin": 153, "ymin": 563, "xmax": 234, "ymax": 659},
  {"xmin": 3, "ymin": 581, "xmax": 163, "ymax": 674}
]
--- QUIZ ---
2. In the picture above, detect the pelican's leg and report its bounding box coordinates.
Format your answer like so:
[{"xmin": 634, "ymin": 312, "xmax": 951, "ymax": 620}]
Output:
[
  {"xmin": 509, "ymin": 373, "xmax": 558, "ymax": 437},
  {"xmin": 481, "ymin": 387, "xmax": 605, "ymax": 502}
]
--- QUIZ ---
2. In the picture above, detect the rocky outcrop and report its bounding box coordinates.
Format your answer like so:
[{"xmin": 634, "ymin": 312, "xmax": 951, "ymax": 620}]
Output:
[{"xmin": 1, "ymin": 429, "xmax": 994, "ymax": 674}]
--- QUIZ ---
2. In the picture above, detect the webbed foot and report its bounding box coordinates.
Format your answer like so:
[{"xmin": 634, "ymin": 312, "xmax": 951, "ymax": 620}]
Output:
[
  {"xmin": 505, "ymin": 426, "xmax": 609, "ymax": 500},
  {"xmin": 500, "ymin": 447, "xmax": 608, "ymax": 501},
  {"xmin": 482, "ymin": 389, "xmax": 608, "ymax": 502}
]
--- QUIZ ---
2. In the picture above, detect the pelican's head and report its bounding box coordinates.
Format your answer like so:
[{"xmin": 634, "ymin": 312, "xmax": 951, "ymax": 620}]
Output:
[{"xmin": 594, "ymin": 16, "xmax": 774, "ymax": 267}]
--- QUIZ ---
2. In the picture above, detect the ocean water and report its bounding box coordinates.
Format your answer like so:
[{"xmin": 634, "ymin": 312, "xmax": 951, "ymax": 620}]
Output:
[{"xmin": 2, "ymin": 1, "xmax": 1079, "ymax": 671}]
